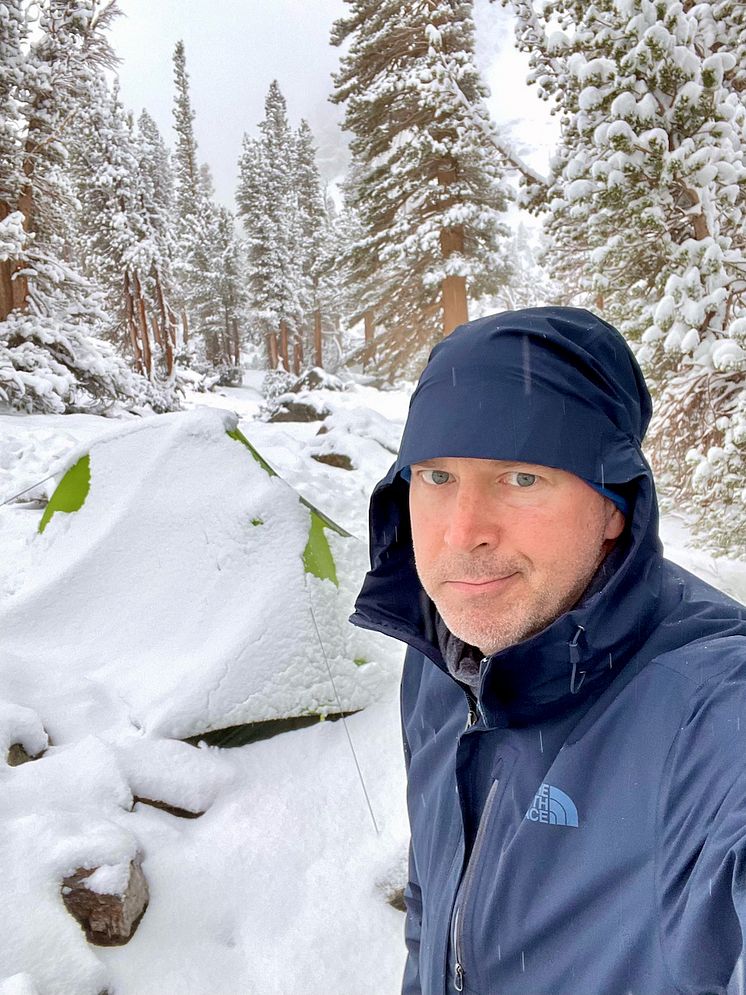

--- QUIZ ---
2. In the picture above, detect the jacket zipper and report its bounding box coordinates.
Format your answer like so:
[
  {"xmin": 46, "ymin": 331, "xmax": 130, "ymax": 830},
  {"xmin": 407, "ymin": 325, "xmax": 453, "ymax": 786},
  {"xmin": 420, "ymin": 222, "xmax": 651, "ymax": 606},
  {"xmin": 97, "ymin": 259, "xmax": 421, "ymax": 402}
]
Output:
[
  {"xmin": 451, "ymin": 767, "xmax": 502, "ymax": 993},
  {"xmin": 464, "ymin": 685, "xmax": 478, "ymax": 729}
]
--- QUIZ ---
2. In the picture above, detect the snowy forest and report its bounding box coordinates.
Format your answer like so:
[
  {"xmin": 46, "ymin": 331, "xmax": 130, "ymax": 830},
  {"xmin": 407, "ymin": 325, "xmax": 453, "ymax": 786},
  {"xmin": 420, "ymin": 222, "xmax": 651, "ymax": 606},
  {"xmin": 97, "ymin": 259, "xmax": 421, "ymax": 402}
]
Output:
[
  {"xmin": 1, "ymin": 2, "xmax": 746, "ymax": 993},
  {"xmin": 0, "ymin": 0, "xmax": 744, "ymax": 551}
]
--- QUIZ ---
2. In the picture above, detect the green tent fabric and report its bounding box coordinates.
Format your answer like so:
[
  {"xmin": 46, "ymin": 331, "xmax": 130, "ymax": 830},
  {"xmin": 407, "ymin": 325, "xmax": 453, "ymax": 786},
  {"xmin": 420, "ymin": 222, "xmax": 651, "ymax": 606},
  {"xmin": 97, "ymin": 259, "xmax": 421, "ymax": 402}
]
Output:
[
  {"xmin": 38, "ymin": 455, "xmax": 91, "ymax": 534},
  {"xmin": 227, "ymin": 426, "xmax": 349, "ymax": 587},
  {"xmin": 40, "ymin": 429, "xmax": 349, "ymax": 587}
]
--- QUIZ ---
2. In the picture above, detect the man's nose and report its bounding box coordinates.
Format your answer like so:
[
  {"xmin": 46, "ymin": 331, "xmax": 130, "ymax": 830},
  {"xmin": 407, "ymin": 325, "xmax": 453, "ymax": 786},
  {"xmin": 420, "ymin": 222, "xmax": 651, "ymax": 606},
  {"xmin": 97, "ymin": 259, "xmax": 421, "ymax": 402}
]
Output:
[{"xmin": 443, "ymin": 486, "xmax": 500, "ymax": 552}]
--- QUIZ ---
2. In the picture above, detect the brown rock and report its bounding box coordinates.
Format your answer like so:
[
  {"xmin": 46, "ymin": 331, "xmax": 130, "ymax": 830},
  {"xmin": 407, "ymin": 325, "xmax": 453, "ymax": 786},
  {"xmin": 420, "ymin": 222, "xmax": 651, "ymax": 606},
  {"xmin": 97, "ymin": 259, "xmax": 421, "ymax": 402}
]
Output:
[
  {"xmin": 269, "ymin": 400, "xmax": 330, "ymax": 422},
  {"xmin": 133, "ymin": 796, "xmax": 204, "ymax": 819},
  {"xmin": 386, "ymin": 887, "xmax": 407, "ymax": 913},
  {"xmin": 7, "ymin": 743, "xmax": 45, "ymax": 766},
  {"xmin": 62, "ymin": 857, "xmax": 149, "ymax": 946},
  {"xmin": 310, "ymin": 452, "xmax": 353, "ymax": 471},
  {"xmin": 289, "ymin": 368, "xmax": 343, "ymax": 393}
]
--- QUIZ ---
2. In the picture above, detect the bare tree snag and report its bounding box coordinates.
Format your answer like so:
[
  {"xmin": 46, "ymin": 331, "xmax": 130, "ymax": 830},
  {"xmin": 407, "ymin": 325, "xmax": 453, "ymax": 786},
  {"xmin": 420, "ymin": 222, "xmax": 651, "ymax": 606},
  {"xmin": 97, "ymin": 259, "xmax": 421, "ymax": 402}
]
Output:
[
  {"xmin": 124, "ymin": 273, "xmax": 144, "ymax": 375},
  {"xmin": 133, "ymin": 273, "xmax": 152, "ymax": 378},
  {"xmin": 154, "ymin": 273, "xmax": 177, "ymax": 376},
  {"xmin": 293, "ymin": 329, "xmax": 303, "ymax": 375},
  {"xmin": 0, "ymin": 202, "xmax": 29, "ymax": 320},
  {"xmin": 267, "ymin": 330, "xmax": 279, "ymax": 369},
  {"xmin": 232, "ymin": 318, "xmax": 240, "ymax": 366},
  {"xmin": 314, "ymin": 309, "xmax": 323, "ymax": 368},
  {"xmin": 279, "ymin": 320, "xmax": 290, "ymax": 371},
  {"xmin": 150, "ymin": 316, "xmax": 162, "ymax": 349}
]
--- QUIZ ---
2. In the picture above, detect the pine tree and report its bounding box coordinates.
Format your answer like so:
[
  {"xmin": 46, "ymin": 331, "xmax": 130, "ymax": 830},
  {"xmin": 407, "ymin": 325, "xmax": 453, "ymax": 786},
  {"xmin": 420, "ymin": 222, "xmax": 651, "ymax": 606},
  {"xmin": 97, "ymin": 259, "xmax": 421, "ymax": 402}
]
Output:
[
  {"xmin": 507, "ymin": 0, "xmax": 746, "ymax": 552},
  {"xmin": 476, "ymin": 223, "xmax": 557, "ymax": 314},
  {"xmin": 293, "ymin": 119, "xmax": 337, "ymax": 368},
  {"xmin": 237, "ymin": 81, "xmax": 304, "ymax": 372},
  {"xmin": 0, "ymin": 0, "xmax": 29, "ymax": 318},
  {"xmin": 171, "ymin": 40, "xmax": 241, "ymax": 374},
  {"xmin": 0, "ymin": 0, "xmax": 172, "ymax": 413},
  {"xmin": 136, "ymin": 109, "xmax": 181, "ymax": 361},
  {"xmin": 72, "ymin": 78, "xmax": 178, "ymax": 379},
  {"xmin": 171, "ymin": 39, "xmax": 203, "ymax": 354},
  {"xmin": 331, "ymin": 0, "xmax": 512, "ymax": 377}
]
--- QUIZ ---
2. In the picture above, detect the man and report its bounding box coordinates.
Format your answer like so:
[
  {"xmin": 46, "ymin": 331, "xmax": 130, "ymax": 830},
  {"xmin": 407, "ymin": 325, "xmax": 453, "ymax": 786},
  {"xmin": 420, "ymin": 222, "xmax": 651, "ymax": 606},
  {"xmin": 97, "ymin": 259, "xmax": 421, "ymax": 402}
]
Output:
[{"xmin": 350, "ymin": 307, "xmax": 746, "ymax": 995}]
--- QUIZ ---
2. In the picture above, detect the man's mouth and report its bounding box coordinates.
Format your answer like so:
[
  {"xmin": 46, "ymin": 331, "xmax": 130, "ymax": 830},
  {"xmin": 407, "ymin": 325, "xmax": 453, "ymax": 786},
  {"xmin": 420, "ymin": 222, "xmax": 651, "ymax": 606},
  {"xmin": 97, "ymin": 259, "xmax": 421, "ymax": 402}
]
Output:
[{"xmin": 445, "ymin": 574, "xmax": 518, "ymax": 594}]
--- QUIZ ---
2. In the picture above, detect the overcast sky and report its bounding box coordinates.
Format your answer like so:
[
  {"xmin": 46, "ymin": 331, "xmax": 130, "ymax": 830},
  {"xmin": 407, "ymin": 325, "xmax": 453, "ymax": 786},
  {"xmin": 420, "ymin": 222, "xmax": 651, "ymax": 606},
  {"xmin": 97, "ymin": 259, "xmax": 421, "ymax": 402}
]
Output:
[{"xmin": 109, "ymin": 0, "xmax": 558, "ymax": 211}]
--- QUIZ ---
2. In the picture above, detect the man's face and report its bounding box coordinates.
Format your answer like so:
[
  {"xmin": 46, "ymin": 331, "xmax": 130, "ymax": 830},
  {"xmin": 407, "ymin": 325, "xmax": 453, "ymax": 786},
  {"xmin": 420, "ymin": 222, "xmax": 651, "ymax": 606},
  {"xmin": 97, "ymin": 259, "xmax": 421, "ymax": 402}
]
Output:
[{"xmin": 408, "ymin": 457, "xmax": 625, "ymax": 656}]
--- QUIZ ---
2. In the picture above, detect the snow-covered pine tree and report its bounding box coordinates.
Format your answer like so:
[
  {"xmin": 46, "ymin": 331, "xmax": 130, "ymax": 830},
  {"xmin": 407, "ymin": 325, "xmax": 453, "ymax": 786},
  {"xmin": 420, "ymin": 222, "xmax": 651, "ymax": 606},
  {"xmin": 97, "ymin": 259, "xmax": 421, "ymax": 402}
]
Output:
[
  {"xmin": 331, "ymin": 0, "xmax": 511, "ymax": 377},
  {"xmin": 172, "ymin": 39, "xmax": 232, "ymax": 372},
  {"xmin": 507, "ymin": 0, "xmax": 746, "ymax": 552},
  {"xmin": 475, "ymin": 223, "xmax": 558, "ymax": 314},
  {"xmin": 237, "ymin": 81, "xmax": 304, "ymax": 372},
  {"xmin": 187, "ymin": 202, "xmax": 247, "ymax": 376},
  {"xmin": 136, "ymin": 109, "xmax": 181, "ymax": 365},
  {"xmin": 0, "ymin": 0, "xmax": 29, "ymax": 319},
  {"xmin": 72, "ymin": 78, "xmax": 179, "ymax": 380},
  {"xmin": 293, "ymin": 119, "xmax": 337, "ymax": 368},
  {"xmin": 0, "ymin": 0, "xmax": 171, "ymax": 414}
]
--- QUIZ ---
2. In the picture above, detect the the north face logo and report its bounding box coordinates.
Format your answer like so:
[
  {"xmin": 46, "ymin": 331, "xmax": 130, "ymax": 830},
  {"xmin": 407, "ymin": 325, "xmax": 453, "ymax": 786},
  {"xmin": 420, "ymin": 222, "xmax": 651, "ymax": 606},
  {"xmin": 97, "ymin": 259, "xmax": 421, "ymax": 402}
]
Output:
[{"xmin": 526, "ymin": 783, "xmax": 579, "ymax": 828}]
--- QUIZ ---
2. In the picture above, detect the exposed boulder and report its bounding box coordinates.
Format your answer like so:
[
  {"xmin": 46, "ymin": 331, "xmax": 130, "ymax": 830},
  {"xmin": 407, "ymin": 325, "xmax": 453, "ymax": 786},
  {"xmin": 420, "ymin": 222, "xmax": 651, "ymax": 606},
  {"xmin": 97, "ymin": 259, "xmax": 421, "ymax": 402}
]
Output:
[
  {"xmin": 7, "ymin": 743, "xmax": 45, "ymax": 766},
  {"xmin": 61, "ymin": 857, "xmax": 148, "ymax": 946},
  {"xmin": 289, "ymin": 368, "xmax": 344, "ymax": 393},
  {"xmin": 268, "ymin": 398, "xmax": 331, "ymax": 422},
  {"xmin": 311, "ymin": 452, "xmax": 353, "ymax": 471}
]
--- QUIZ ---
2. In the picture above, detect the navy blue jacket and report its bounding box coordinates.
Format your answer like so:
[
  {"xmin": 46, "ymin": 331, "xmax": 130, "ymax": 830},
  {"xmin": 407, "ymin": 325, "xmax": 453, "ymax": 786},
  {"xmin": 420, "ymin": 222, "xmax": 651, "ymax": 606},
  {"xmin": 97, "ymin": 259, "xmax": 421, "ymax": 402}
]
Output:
[{"xmin": 351, "ymin": 309, "xmax": 746, "ymax": 995}]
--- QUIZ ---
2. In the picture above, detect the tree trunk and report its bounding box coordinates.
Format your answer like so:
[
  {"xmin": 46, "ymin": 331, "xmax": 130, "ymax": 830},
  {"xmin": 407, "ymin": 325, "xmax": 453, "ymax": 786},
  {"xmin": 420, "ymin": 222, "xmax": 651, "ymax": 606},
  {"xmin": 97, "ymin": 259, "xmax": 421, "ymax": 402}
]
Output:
[
  {"xmin": 362, "ymin": 309, "xmax": 376, "ymax": 371},
  {"xmin": 232, "ymin": 318, "xmax": 240, "ymax": 366},
  {"xmin": 267, "ymin": 330, "xmax": 279, "ymax": 369},
  {"xmin": 150, "ymin": 315, "xmax": 163, "ymax": 349},
  {"xmin": 0, "ymin": 201, "xmax": 29, "ymax": 320},
  {"xmin": 133, "ymin": 272, "xmax": 152, "ymax": 378},
  {"xmin": 364, "ymin": 309, "xmax": 374, "ymax": 346},
  {"xmin": 154, "ymin": 271, "xmax": 176, "ymax": 377},
  {"xmin": 279, "ymin": 320, "xmax": 290, "ymax": 371},
  {"xmin": 293, "ymin": 333, "xmax": 303, "ymax": 376},
  {"xmin": 314, "ymin": 309, "xmax": 323, "ymax": 368},
  {"xmin": 124, "ymin": 273, "xmax": 144, "ymax": 375},
  {"xmin": 181, "ymin": 309, "xmax": 190, "ymax": 346},
  {"xmin": 438, "ymin": 167, "xmax": 468, "ymax": 336}
]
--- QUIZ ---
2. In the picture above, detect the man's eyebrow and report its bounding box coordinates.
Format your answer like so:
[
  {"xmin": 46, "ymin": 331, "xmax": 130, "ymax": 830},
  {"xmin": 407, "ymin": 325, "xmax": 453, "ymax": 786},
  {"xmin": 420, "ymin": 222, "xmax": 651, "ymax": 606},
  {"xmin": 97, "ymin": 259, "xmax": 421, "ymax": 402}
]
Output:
[{"xmin": 411, "ymin": 458, "xmax": 551, "ymax": 471}]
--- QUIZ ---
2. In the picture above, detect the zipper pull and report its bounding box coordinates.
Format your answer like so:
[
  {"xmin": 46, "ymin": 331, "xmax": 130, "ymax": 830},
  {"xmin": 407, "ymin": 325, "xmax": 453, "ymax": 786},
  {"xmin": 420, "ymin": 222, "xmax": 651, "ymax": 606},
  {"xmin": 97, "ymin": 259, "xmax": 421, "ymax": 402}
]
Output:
[
  {"xmin": 464, "ymin": 687, "xmax": 478, "ymax": 729},
  {"xmin": 454, "ymin": 961, "xmax": 465, "ymax": 992},
  {"xmin": 569, "ymin": 624, "xmax": 586, "ymax": 694}
]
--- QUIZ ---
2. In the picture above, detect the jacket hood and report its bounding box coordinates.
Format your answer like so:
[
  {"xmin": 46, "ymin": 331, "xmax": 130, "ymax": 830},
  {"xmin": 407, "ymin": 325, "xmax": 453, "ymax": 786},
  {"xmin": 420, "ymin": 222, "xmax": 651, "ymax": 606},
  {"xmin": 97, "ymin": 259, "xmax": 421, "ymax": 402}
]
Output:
[{"xmin": 351, "ymin": 307, "xmax": 666, "ymax": 724}]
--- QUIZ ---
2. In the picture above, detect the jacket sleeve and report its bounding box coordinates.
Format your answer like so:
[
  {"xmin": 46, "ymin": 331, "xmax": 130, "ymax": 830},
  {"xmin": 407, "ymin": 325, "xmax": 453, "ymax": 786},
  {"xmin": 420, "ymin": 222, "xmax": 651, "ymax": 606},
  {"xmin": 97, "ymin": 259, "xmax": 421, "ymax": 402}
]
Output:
[
  {"xmin": 402, "ymin": 841, "xmax": 423, "ymax": 995},
  {"xmin": 656, "ymin": 661, "xmax": 746, "ymax": 988},
  {"xmin": 401, "ymin": 659, "xmax": 423, "ymax": 995}
]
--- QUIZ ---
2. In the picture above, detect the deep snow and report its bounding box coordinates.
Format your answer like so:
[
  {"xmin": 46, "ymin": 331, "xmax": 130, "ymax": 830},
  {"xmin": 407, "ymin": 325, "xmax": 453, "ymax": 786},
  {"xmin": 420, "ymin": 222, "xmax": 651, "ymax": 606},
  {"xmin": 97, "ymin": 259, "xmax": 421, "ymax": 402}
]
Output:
[{"xmin": 0, "ymin": 371, "xmax": 744, "ymax": 995}]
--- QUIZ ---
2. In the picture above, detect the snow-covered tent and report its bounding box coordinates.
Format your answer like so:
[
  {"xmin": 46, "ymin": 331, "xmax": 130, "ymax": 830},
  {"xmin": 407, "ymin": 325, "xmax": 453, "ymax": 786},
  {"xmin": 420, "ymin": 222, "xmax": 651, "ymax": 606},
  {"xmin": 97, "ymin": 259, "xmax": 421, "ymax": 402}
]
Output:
[{"xmin": 0, "ymin": 408, "xmax": 396, "ymax": 744}]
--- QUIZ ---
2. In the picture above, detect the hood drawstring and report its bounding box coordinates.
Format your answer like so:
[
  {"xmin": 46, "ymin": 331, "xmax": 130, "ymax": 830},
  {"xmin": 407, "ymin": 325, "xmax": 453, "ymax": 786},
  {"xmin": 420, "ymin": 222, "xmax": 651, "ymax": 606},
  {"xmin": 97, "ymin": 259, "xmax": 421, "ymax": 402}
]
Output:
[{"xmin": 569, "ymin": 625, "xmax": 587, "ymax": 694}]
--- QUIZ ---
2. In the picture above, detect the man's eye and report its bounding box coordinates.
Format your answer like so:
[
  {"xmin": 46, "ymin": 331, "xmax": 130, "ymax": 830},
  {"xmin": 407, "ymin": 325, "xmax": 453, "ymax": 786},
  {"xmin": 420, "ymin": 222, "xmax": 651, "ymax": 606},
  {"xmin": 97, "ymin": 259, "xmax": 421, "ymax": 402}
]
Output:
[
  {"xmin": 422, "ymin": 469, "xmax": 451, "ymax": 485},
  {"xmin": 507, "ymin": 471, "xmax": 538, "ymax": 488}
]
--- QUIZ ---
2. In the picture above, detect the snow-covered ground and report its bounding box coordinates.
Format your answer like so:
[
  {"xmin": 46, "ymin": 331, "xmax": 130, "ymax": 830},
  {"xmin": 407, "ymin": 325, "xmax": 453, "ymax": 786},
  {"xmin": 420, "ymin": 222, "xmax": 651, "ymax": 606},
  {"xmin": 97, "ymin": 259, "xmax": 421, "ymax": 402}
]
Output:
[{"xmin": 0, "ymin": 372, "xmax": 744, "ymax": 995}]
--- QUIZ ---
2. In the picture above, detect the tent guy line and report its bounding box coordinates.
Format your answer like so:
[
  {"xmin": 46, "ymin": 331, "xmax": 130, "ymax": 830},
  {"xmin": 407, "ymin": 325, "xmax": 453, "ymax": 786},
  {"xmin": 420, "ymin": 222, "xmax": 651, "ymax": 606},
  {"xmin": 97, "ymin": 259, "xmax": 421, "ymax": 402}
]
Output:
[{"xmin": 306, "ymin": 578, "xmax": 381, "ymax": 836}]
